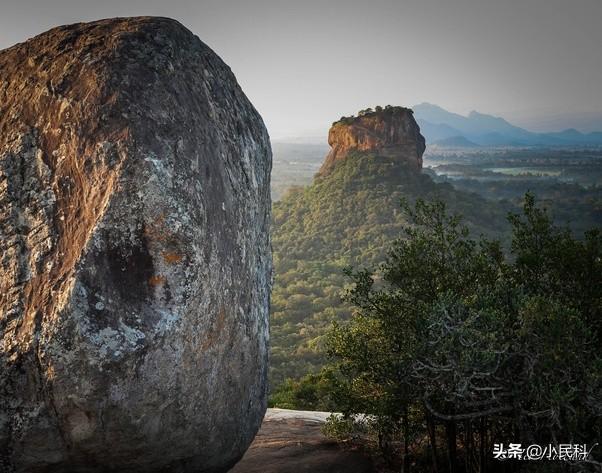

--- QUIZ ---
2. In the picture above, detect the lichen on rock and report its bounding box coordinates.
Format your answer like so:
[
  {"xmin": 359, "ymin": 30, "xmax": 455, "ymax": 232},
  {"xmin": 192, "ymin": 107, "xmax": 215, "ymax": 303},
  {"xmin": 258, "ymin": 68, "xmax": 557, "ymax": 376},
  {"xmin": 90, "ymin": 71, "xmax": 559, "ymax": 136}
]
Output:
[{"xmin": 0, "ymin": 16, "xmax": 271, "ymax": 473}]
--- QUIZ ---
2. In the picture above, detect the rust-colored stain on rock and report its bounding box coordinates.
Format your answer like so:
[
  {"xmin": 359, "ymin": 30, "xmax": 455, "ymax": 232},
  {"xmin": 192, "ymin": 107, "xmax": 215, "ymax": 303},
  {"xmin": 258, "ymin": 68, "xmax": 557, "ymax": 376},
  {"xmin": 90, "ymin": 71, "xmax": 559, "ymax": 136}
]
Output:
[
  {"xmin": 201, "ymin": 306, "xmax": 227, "ymax": 351},
  {"xmin": 162, "ymin": 251, "xmax": 183, "ymax": 264},
  {"xmin": 148, "ymin": 275, "xmax": 167, "ymax": 287}
]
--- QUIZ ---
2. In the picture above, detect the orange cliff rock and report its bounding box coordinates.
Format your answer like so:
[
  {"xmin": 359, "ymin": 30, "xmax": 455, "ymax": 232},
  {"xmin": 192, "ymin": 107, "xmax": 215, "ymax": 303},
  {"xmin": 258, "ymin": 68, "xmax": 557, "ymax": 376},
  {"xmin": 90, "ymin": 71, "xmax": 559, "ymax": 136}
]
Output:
[{"xmin": 318, "ymin": 106, "xmax": 426, "ymax": 176}]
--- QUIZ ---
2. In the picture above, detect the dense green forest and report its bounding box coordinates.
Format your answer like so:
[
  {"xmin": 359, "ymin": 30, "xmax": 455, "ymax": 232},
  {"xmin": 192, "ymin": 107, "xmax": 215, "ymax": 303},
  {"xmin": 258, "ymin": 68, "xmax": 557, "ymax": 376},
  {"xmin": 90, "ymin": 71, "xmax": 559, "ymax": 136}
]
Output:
[
  {"xmin": 270, "ymin": 152, "xmax": 510, "ymax": 388},
  {"xmin": 269, "ymin": 145, "xmax": 602, "ymax": 470}
]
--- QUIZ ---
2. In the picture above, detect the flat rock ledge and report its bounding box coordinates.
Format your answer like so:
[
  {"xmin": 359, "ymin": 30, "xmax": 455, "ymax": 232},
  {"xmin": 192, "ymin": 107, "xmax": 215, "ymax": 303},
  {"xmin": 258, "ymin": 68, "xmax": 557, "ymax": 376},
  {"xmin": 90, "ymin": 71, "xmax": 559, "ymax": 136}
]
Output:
[{"xmin": 230, "ymin": 409, "xmax": 374, "ymax": 473}]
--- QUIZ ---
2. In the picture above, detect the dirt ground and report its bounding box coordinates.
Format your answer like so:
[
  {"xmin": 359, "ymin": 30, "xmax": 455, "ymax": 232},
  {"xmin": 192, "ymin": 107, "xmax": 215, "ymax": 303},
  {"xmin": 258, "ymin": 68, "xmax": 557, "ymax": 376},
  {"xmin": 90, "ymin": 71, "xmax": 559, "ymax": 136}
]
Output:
[{"xmin": 230, "ymin": 408, "xmax": 375, "ymax": 473}]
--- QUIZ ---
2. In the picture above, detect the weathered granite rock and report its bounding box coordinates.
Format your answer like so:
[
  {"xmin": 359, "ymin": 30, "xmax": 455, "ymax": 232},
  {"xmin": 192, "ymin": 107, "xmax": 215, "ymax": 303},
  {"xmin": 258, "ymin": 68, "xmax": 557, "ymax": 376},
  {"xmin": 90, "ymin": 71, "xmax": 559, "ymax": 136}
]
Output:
[
  {"xmin": 319, "ymin": 106, "xmax": 425, "ymax": 175},
  {"xmin": 0, "ymin": 17, "xmax": 271, "ymax": 473}
]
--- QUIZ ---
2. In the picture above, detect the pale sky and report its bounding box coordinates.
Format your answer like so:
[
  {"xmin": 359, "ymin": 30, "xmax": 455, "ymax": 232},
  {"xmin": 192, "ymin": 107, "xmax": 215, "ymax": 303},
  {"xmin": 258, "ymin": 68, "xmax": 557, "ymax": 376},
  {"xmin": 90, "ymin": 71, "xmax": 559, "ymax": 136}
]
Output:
[{"xmin": 1, "ymin": 0, "xmax": 601, "ymax": 139}]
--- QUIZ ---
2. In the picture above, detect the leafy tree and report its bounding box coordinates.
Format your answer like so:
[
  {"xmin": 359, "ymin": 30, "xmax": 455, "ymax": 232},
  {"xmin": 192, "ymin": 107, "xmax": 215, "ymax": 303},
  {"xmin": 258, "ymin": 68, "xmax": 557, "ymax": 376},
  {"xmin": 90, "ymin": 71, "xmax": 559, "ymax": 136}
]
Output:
[
  {"xmin": 268, "ymin": 369, "xmax": 340, "ymax": 411},
  {"xmin": 324, "ymin": 195, "xmax": 601, "ymax": 472}
]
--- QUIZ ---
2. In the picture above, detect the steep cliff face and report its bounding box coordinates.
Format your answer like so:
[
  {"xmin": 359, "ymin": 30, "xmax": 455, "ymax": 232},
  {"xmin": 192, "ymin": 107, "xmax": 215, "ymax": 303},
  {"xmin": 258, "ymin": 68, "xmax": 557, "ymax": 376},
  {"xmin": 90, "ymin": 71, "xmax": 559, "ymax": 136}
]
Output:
[
  {"xmin": 318, "ymin": 106, "xmax": 425, "ymax": 175},
  {"xmin": 0, "ymin": 17, "xmax": 271, "ymax": 473}
]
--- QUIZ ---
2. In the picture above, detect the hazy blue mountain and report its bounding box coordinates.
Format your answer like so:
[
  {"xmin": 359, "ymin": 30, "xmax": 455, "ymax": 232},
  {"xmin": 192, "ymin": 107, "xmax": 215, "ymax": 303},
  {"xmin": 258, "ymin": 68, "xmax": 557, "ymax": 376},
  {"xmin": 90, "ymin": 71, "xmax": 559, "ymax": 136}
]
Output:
[
  {"xmin": 432, "ymin": 135, "xmax": 480, "ymax": 147},
  {"xmin": 545, "ymin": 129, "xmax": 602, "ymax": 144},
  {"xmin": 413, "ymin": 102, "xmax": 602, "ymax": 146},
  {"xmin": 413, "ymin": 103, "xmax": 518, "ymax": 136},
  {"xmin": 416, "ymin": 119, "xmax": 463, "ymax": 142}
]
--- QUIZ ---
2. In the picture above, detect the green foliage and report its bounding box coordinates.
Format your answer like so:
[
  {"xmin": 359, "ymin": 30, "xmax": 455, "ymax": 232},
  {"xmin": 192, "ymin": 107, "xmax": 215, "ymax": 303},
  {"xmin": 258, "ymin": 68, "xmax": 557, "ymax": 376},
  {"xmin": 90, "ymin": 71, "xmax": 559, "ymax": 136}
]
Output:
[
  {"xmin": 322, "ymin": 414, "xmax": 370, "ymax": 442},
  {"xmin": 270, "ymin": 152, "xmax": 509, "ymax": 390},
  {"xmin": 323, "ymin": 194, "xmax": 601, "ymax": 471},
  {"xmin": 267, "ymin": 370, "xmax": 339, "ymax": 411},
  {"xmin": 426, "ymin": 148, "xmax": 602, "ymax": 237}
]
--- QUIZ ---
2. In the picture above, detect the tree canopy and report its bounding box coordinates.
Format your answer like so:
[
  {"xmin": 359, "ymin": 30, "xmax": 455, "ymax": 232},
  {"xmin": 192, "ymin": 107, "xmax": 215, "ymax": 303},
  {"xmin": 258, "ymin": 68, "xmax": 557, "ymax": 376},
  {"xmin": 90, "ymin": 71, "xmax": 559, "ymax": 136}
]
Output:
[{"xmin": 322, "ymin": 195, "xmax": 601, "ymax": 472}]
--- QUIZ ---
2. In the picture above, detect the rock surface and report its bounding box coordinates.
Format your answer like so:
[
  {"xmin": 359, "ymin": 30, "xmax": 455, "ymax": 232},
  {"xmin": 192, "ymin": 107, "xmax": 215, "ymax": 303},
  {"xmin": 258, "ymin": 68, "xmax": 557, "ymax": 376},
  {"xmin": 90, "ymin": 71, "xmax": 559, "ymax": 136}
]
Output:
[
  {"xmin": 0, "ymin": 17, "xmax": 271, "ymax": 473},
  {"xmin": 318, "ymin": 107, "xmax": 425, "ymax": 176},
  {"xmin": 230, "ymin": 409, "xmax": 374, "ymax": 473}
]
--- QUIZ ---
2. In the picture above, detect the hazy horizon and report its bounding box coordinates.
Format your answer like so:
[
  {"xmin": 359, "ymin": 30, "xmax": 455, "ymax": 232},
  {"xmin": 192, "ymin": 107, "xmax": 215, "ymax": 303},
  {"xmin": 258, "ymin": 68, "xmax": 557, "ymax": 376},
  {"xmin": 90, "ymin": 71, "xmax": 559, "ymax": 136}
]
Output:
[{"xmin": 2, "ymin": 0, "xmax": 601, "ymax": 139}]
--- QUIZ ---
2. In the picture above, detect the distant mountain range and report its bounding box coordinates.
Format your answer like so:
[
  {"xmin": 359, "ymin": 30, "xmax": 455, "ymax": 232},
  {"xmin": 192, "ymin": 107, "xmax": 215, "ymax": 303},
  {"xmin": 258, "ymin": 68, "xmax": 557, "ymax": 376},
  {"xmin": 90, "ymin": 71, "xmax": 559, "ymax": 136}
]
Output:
[{"xmin": 413, "ymin": 103, "xmax": 602, "ymax": 147}]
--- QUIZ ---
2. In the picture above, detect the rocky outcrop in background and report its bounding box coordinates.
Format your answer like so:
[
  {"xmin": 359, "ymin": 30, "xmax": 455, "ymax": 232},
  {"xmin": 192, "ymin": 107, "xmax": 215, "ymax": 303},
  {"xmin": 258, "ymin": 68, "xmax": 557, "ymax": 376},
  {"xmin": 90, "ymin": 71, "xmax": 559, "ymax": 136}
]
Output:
[
  {"xmin": 0, "ymin": 17, "xmax": 271, "ymax": 473},
  {"xmin": 319, "ymin": 106, "xmax": 425, "ymax": 175}
]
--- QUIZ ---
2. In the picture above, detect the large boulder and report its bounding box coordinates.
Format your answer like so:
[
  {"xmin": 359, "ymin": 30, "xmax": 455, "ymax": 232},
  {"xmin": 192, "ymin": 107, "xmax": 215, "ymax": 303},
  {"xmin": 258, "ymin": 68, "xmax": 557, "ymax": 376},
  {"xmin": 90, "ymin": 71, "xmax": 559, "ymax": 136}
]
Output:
[{"xmin": 0, "ymin": 17, "xmax": 271, "ymax": 473}]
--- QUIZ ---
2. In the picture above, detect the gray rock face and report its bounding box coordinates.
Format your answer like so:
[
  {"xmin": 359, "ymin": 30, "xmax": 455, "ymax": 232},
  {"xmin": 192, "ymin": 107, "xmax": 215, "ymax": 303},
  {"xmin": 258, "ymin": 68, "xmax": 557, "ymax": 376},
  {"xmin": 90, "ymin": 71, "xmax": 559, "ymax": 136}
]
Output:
[{"xmin": 0, "ymin": 17, "xmax": 272, "ymax": 473}]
